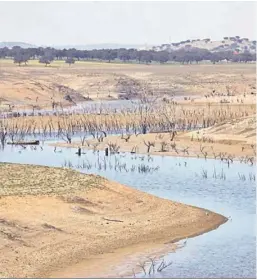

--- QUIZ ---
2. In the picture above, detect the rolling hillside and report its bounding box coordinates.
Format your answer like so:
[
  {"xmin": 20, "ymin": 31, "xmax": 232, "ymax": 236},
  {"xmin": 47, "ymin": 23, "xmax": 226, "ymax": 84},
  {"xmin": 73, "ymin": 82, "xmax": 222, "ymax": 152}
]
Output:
[{"xmin": 153, "ymin": 36, "xmax": 256, "ymax": 54}]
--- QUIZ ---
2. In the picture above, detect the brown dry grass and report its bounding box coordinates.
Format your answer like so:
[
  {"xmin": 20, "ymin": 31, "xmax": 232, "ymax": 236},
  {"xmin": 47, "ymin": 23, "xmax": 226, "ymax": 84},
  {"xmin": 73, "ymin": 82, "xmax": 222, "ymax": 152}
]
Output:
[
  {"xmin": 0, "ymin": 163, "xmax": 227, "ymax": 278},
  {"xmin": 0, "ymin": 163, "xmax": 99, "ymax": 196}
]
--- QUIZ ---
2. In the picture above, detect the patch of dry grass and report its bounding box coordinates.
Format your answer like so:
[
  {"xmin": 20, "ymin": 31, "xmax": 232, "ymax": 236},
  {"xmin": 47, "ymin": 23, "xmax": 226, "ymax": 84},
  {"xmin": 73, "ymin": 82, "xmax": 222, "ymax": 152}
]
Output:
[{"xmin": 0, "ymin": 163, "xmax": 101, "ymax": 196}]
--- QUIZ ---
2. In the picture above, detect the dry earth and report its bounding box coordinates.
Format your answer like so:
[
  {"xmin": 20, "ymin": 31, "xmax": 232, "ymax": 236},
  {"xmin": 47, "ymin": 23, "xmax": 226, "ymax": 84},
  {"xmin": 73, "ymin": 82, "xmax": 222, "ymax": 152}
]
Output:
[
  {"xmin": 0, "ymin": 163, "xmax": 227, "ymax": 278},
  {"xmin": 0, "ymin": 61, "xmax": 255, "ymax": 111}
]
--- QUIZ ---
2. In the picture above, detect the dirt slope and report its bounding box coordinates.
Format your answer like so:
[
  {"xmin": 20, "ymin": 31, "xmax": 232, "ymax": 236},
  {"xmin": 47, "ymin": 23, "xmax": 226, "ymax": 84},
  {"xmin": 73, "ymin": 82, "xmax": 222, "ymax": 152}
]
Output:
[{"xmin": 0, "ymin": 163, "xmax": 227, "ymax": 278}]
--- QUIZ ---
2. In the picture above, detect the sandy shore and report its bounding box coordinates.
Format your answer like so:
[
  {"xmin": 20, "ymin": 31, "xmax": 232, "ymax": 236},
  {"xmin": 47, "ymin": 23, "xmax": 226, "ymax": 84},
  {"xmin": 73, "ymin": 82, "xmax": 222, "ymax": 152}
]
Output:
[
  {"xmin": 51, "ymin": 115, "xmax": 256, "ymax": 161},
  {"xmin": 0, "ymin": 163, "xmax": 227, "ymax": 278}
]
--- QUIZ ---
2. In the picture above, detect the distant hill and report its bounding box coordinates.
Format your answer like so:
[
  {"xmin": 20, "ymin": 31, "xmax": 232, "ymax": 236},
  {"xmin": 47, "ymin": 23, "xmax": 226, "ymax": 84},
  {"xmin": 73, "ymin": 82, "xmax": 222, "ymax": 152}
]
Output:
[
  {"xmin": 0, "ymin": 42, "xmax": 37, "ymax": 48},
  {"xmin": 0, "ymin": 42, "xmax": 147, "ymax": 50},
  {"xmin": 152, "ymin": 36, "xmax": 256, "ymax": 53},
  {"xmin": 51, "ymin": 43, "xmax": 148, "ymax": 50},
  {"xmin": 1, "ymin": 37, "xmax": 256, "ymax": 53}
]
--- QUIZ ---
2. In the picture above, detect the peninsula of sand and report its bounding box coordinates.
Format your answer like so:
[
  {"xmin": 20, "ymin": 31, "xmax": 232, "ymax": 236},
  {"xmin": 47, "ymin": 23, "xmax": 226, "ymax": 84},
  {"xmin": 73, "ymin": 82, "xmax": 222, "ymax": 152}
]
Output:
[
  {"xmin": 51, "ymin": 115, "xmax": 256, "ymax": 161},
  {"xmin": 0, "ymin": 163, "xmax": 227, "ymax": 278}
]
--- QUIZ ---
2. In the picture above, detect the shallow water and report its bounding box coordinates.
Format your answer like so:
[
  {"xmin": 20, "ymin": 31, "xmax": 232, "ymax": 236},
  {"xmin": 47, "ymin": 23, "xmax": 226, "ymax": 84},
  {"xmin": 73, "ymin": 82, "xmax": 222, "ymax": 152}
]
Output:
[
  {"xmin": 0, "ymin": 143, "xmax": 255, "ymax": 278},
  {"xmin": 1, "ymin": 94, "xmax": 200, "ymax": 118},
  {"xmin": 0, "ymin": 94, "xmax": 201, "ymax": 118}
]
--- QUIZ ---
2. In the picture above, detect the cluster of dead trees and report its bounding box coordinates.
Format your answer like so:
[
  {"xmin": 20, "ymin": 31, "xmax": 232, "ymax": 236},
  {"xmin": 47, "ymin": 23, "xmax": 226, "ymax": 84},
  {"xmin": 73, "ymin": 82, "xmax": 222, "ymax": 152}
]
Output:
[{"xmin": 0, "ymin": 100, "xmax": 254, "ymax": 149}]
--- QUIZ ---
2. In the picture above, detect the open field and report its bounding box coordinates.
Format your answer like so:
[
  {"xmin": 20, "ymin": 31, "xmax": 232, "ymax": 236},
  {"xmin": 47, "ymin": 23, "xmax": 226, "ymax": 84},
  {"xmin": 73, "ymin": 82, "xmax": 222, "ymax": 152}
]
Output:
[
  {"xmin": 0, "ymin": 60, "xmax": 255, "ymax": 111},
  {"xmin": 0, "ymin": 163, "xmax": 227, "ymax": 278}
]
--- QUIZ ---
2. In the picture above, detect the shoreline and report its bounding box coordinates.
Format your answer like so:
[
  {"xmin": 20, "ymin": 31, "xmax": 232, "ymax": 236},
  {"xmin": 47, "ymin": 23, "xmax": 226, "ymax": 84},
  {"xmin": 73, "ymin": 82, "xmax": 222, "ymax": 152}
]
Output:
[
  {"xmin": 50, "ymin": 206, "xmax": 227, "ymax": 279},
  {"xmin": 0, "ymin": 163, "xmax": 227, "ymax": 278},
  {"xmin": 49, "ymin": 114, "xmax": 256, "ymax": 162},
  {"xmin": 51, "ymin": 212, "xmax": 226, "ymax": 279},
  {"xmin": 50, "ymin": 142, "xmax": 251, "ymax": 162},
  {"xmin": 50, "ymin": 130, "xmax": 256, "ymax": 162}
]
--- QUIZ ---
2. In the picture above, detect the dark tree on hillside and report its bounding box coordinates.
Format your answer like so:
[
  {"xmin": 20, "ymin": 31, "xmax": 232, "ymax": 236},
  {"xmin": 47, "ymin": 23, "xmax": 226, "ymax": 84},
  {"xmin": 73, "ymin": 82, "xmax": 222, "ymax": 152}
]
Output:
[
  {"xmin": 136, "ymin": 50, "xmax": 144, "ymax": 63},
  {"xmin": 39, "ymin": 48, "xmax": 55, "ymax": 66},
  {"xmin": 102, "ymin": 49, "xmax": 117, "ymax": 62},
  {"xmin": 117, "ymin": 49, "xmax": 130, "ymax": 62},
  {"xmin": 39, "ymin": 56, "xmax": 53, "ymax": 66},
  {"xmin": 140, "ymin": 51, "xmax": 153, "ymax": 64},
  {"xmin": 82, "ymin": 50, "xmax": 90, "ymax": 60},
  {"xmin": 56, "ymin": 49, "xmax": 67, "ymax": 60},
  {"xmin": 10, "ymin": 46, "xmax": 22, "ymax": 56},
  {"xmin": 239, "ymin": 51, "xmax": 256, "ymax": 63},
  {"xmin": 154, "ymin": 51, "xmax": 169, "ymax": 63},
  {"xmin": 0, "ymin": 42, "xmax": 255, "ymax": 67},
  {"xmin": 13, "ymin": 54, "xmax": 30, "ymax": 66},
  {"xmin": 127, "ymin": 49, "xmax": 138, "ymax": 60},
  {"xmin": 67, "ymin": 48, "xmax": 77, "ymax": 59},
  {"xmin": 74, "ymin": 50, "xmax": 84, "ymax": 61},
  {"xmin": 210, "ymin": 53, "xmax": 221, "ymax": 64},
  {"xmin": 26, "ymin": 47, "xmax": 41, "ymax": 59},
  {"xmin": 12, "ymin": 46, "xmax": 30, "ymax": 66},
  {"xmin": 0, "ymin": 47, "xmax": 9, "ymax": 58},
  {"xmin": 65, "ymin": 57, "xmax": 75, "ymax": 66},
  {"xmin": 13, "ymin": 54, "xmax": 25, "ymax": 66}
]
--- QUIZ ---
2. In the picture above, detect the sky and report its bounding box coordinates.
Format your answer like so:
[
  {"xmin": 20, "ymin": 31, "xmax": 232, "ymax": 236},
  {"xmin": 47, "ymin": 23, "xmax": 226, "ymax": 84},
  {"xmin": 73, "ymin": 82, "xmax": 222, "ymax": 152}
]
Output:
[{"xmin": 0, "ymin": 1, "xmax": 256, "ymax": 46}]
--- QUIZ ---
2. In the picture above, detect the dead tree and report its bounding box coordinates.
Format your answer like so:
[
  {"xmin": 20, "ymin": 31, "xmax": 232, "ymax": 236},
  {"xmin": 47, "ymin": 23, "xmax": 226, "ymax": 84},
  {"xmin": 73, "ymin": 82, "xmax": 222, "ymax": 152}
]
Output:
[
  {"xmin": 96, "ymin": 131, "xmax": 107, "ymax": 143},
  {"xmin": 219, "ymin": 152, "xmax": 227, "ymax": 161},
  {"xmin": 170, "ymin": 142, "xmax": 179, "ymax": 154},
  {"xmin": 170, "ymin": 131, "xmax": 177, "ymax": 141},
  {"xmin": 182, "ymin": 146, "xmax": 189, "ymax": 155},
  {"xmin": 80, "ymin": 135, "xmax": 87, "ymax": 146},
  {"xmin": 121, "ymin": 133, "xmax": 131, "ymax": 142},
  {"xmin": 200, "ymin": 145, "xmax": 208, "ymax": 159},
  {"xmin": 160, "ymin": 141, "xmax": 168, "ymax": 152},
  {"xmin": 132, "ymin": 82, "xmax": 160, "ymax": 134},
  {"xmin": 107, "ymin": 142, "xmax": 120, "ymax": 154},
  {"xmin": 143, "ymin": 140, "xmax": 155, "ymax": 153}
]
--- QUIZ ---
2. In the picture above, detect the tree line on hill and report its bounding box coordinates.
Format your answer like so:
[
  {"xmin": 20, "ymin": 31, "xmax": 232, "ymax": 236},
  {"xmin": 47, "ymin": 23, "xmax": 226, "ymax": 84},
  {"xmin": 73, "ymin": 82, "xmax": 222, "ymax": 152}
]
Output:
[{"xmin": 0, "ymin": 45, "xmax": 255, "ymax": 66}]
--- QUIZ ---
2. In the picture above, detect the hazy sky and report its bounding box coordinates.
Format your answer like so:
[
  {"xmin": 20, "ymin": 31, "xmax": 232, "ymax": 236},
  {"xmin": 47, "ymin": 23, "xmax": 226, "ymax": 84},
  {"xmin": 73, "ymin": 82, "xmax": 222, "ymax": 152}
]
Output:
[{"xmin": 0, "ymin": 1, "xmax": 256, "ymax": 46}]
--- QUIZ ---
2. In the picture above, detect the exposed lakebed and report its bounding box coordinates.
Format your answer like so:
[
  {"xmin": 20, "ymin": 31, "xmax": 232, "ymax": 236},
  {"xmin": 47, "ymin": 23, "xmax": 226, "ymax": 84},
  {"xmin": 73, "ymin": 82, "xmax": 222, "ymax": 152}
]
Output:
[{"xmin": 0, "ymin": 140, "xmax": 255, "ymax": 278}]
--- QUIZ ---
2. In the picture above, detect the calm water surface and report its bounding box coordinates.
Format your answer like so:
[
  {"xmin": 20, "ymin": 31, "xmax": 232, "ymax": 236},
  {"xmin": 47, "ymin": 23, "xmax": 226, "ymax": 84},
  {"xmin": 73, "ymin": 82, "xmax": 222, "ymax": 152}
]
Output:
[{"xmin": 0, "ymin": 142, "xmax": 255, "ymax": 278}]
